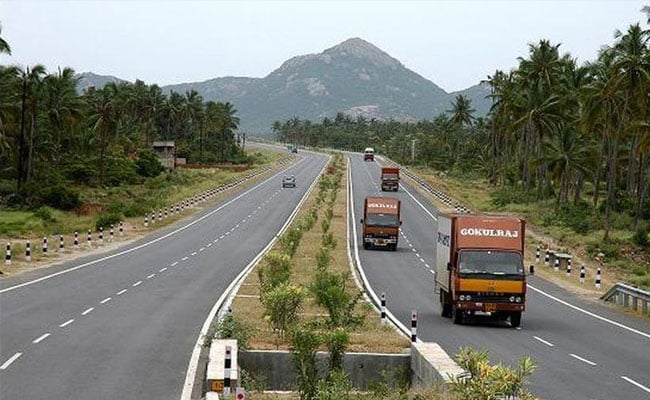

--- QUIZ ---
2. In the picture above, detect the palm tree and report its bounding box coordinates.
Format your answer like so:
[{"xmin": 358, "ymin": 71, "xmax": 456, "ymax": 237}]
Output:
[
  {"xmin": 89, "ymin": 85, "xmax": 117, "ymax": 185},
  {"xmin": 0, "ymin": 23, "xmax": 10, "ymax": 57},
  {"xmin": 43, "ymin": 67, "xmax": 83, "ymax": 161},
  {"xmin": 16, "ymin": 65, "xmax": 46, "ymax": 192},
  {"xmin": 216, "ymin": 102, "xmax": 239, "ymax": 162},
  {"xmin": 543, "ymin": 125, "xmax": 590, "ymax": 206},
  {"xmin": 448, "ymin": 95, "xmax": 475, "ymax": 127}
]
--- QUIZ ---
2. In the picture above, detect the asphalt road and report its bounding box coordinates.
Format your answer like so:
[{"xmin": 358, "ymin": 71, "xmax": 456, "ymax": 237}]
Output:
[
  {"xmin": 0, "ymin": 150, "xmax": 328, "ymax": 400},
  {"xmin": 348, "ymin": 154, "xmax": 650, "ymax": 400}
]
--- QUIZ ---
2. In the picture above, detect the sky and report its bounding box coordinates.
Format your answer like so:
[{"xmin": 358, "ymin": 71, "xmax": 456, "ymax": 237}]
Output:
[{"xmin": 1, "ymin": 0, "xmax": 648, "ymax": 92}]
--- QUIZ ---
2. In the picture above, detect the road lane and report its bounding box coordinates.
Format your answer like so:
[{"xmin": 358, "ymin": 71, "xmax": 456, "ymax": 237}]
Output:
[
  {"xmin": 348, "ymin": 153, "xmax": 650, "ymax": 400},
  {"xmin": 0, "ymin": 151, "xmax": 328, "ymax": 400}
]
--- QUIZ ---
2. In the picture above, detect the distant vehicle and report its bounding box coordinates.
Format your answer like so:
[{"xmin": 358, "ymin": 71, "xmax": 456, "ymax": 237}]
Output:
[
  {"xmin": 282, "ymin": 175, "xmax": 296, "ymax": 188},
  {"xmin": 434, "ymin": 213, "xmax": 527, "ymax": 327},
  {"xmin": 381, "ymin": 167, "xmax": 399, "ymax": 191},
  {"xmin": 364, "ymin": 147, "xmax": 374, "ymax": 161},
  {"xmin": 287, "ymin": 144, "xmax": 298, "ymax": 153},
  {"xmin": 360, "ymin": 196, "xmax": 401, "ymax": 251},
  {"xmin": 292, "ymin": 146, "xmax": 298, "ymax": 153}
]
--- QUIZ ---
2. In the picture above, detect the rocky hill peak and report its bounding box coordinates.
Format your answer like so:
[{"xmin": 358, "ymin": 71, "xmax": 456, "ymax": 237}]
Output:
[{"xmin": 324, "ymin": 37, "xmax": 402, "ymax": 68}]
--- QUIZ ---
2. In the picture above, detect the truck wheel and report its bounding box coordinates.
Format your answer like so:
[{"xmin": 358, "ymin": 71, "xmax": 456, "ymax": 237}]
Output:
[
  {"xmin": 363, "ymin": 242, "xmax": 370, "ymax": 250},
  {"xmin": 440, "ymin": 292, "xmax": 452, "ymax": 318},
  {"xmin": 452, "ymin": 307, "xmax": 463, "ymax": 325},
  {"xmin": 390, "ymin": 244, "xmax": 397, "ymax": 251},
  {"xmin": 510, "ymin": 312, "xmax": 522, "ymax": 328}
]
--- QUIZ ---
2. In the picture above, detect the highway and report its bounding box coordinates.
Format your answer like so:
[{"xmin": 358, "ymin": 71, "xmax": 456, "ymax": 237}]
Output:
[
  {"xmin": 0, "ymin": 150, "xmax": 328, "ymax": 400},
  {"xmin": 347, "ymin": 154, "xmax": 650, "ymax": 400}
]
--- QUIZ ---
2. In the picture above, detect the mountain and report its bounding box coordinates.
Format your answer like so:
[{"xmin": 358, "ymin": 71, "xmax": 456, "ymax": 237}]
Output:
[
  {"xmin": 450, "ymin": 83, "xmax": 492, "ymax": 117},
  {"xmin": 76, "ymin": 72, "xmax": 128, "ymax": 93},
  {"xmin": 77, "ymin": 38, "xmax": 492, "ymax": 132}
]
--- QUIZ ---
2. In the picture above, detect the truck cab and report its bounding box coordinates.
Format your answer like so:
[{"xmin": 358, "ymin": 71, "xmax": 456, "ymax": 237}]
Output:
[
  {"xmin": 364, "ymin": 147, "xmax": 375, "ymax": 161},
  {"xmin": 360, "ymin": 196, "xmax": 400, "ymax": 251},
  {"xmin": 381, "ymin": 167, "xmax": 399, "ymax": 192},
  {"xmin": 434, "ymin": 213, "xmax": 526, "ymax": 327}
]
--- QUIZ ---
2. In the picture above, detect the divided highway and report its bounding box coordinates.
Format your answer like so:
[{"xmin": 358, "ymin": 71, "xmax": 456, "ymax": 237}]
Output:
[
  {"xmin": 347, "ymin": 154, "xmax": 650, "ymax": 400},
  {"xmin": 0, "ymin": 150, "xmax": 328, "ymax": 400}
]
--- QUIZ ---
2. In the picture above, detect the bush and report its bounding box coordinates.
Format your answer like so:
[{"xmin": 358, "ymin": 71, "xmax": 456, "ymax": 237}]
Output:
[
  {"xmin": 95, "ymin": 213, "xmax": 122, "ymax": 231},
  {"xmin": 322, "ymin": 232, "xmax": 337, "ymax": 249},
  {"xmin": 324, "ymin": 329, "xmax": 349, "ymax": 374},
  {"xmin": 290, "ymin": 327, "xmax": 322, "ymax": 400},
  {"xmin": 281, "ymin": 227, "xmax": 303, "ymax": 257},
  {"xmin": 104, "ymin": 153, "xmax": 140, "ymax": 186},
  {"xmin": 33, "ymin": 206, "xmax": 55, "ymax": 222},
  {"xmin": 310, "ymin": 270, "xmax": 363, "ymax": 328},
  {"xmin": 261, "ymin": 283, "xmax": 304, "ymax": 338},
  {"xmin": 316, "ymin": 246, "xmax": 331, "ymax": 271},
  {"xmin": 490, "ymin": 186, "xmax": 529, "ymax": 208},
  {"xmin": 555, "ymin": 201, "xmax": 600, "ymax": 234},
  {"xmin": 136, "ymin": 150, "xmax": 165, "ymax": 178},
  {"xmin": 216, "ymin": 314, "xmax": 252, "ymax": 350},
  {"xmin": 450, "ymin": 347, "xmax": 536, "ymax": 400},
  {"xmin": 258, "ymin": 252, "xmax": 293, "ymax": 294},
  {"xmin": 37, "ymin": 184, "xmax": 81, "ymax": 210},
  {"xmin": 633, "ymin": 226, "xmax": 649, "ymax": 247},
  {"xmin": 62, "ymin": 161, "xmax": 96, "ymax": 185}
]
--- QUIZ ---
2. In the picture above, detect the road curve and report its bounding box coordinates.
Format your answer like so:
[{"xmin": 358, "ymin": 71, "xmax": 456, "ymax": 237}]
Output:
[
  {"xmin": 347, "ymin": 154, "xmax": 650, "ymax": 400},
  {"xmin": 0, "ymin": 150, "xmax": 328, "ymax": 400}
]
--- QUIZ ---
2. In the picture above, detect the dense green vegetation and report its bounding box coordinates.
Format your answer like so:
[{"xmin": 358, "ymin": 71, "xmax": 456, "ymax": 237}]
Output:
[
  {"xmin": 273, "ymin": 12, "xmax": 650, "ymax": 286},
  {"xmin": 0, "ymin": 27, "xmax": 246, "ymax": 215}
]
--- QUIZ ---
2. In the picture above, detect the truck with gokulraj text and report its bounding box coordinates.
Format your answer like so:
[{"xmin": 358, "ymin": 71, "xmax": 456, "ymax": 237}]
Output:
[
  {"xmin": 434, "ymin": 213, "xmax": 526, "ymax": 327},
  {"xmin": 361, "ymin": 196, "xmax": 401, "ymax": 251}
]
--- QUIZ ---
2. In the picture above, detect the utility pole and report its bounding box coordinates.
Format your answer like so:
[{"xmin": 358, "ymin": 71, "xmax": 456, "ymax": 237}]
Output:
[{"xmin": 411, "ymin": 139, "xmax": 416, "ymax": 162}]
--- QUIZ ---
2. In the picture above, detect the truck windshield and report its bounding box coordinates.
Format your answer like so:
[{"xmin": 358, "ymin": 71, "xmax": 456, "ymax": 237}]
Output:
[
  {"xmin": 366, "ymin": 213, "xmax": 399, "ymax": 227},
  {"xmin": 458, "ymin": 250, "xmax": 523, "ymax": 275}
]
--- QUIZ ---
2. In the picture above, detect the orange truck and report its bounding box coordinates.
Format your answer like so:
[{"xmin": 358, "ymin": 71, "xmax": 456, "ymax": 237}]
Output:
[
  {"xmin": 361, "ymin": 196, "xmax": 401, "ymax": 251},
  {"xmin": 434, "ymin": 213, "xmax": 526, "ymax": 327},
  {"xmin": 381, "ymin": 167, "xmax": 399, "ymax": 192}
]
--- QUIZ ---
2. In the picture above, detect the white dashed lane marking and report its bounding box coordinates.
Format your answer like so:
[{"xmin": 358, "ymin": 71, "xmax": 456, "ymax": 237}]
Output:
[
  {"xmin": 116, "ymin": 289, "xmax": 127, "ymax": 296},
  {"xmin": 59, "ymin": 319, "xmax": 74, "ymax": 328},
  {"xmin": 171, "ymin": 261, "xmax": 179, "ymax": 267},
  {"xmin": 191, "ymin": 252, "xmax": 197, "ymax": 256},
  {"xmin": 0, "ymin": 352, "xmax": 22, "ymax": 370},
  {"xmin": 181, "ymin": 257, "xmax": 188, "ymax": 261},
  {"xmin": 621, "ymin": 376, "xmax": 650, "ymax": 394},
  {"xmin": 32, "ymin": 333, "xmax": 50, "ymax": 344},
  {"xmin": 81, "ymin": 307, "xmax": 94, "ymax": 316},
  {"xmin": 533, "ymin": 336, "xmax": 555, "ymax": 347},
  {"xmin": 159, "ymin": 267, "xmax": 167, "ymax": 272},
  {"xmin": 100, "ymin": 297, "xmax": 112, "ymax": 304},
  {"xmin": 569, "ymin": 353, "xmax": 597, "ymax": 366},
  {"xmin": 133, "ymin": 281, "xmax": 142, "ymax": 287},
  {"xmin": 147, "ymin": 274, "xmax": 155, "ymax": 279}
]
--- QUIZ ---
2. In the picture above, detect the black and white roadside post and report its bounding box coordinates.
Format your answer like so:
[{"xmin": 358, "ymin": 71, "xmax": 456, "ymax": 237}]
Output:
[
  {"xmin": 42, "ymin": 237, "xmax": 48, "ymax": 253},
  {"xmin": 158, "ymin": 210, "xmax": 162, "ymax": 223},
  {"xmin": 224, "ymin": 345, "xmax": 233, "ymax": 397},
  {"xmin": 554, "ymin": 257, "xmax": 559, "ymax": 272},
  {"xmin": 87, "ymin": 229, "xmax": 92, "ymax": 249},
  {"xmin": 144, "ymin": 214, "xmax": 148, "ymax": 228},
  {"xmin": 119, "ymin": 222, "xmax": 124, "ymax": 236},
  {"xmin": 411, "ymin": 310, "xmax": 418, "ymax": 343},
  {"xmin": 380, "ymin": 292, "xmax": 387, "ymax": 325},
  {"xmin": 25, "ymin": 242, "xmax": 31, "ymax": 261},
  {"xmin": 74, "ymin": 232, "xmax": 79, "ymax": 248},
  {"xmin": 566, "ymin": 258, "xmax": 572, "ymax": 277},
  {"xmin": 110, "ymin": 225, "xmax": 114, "ymax": 242},
  {"xmin": 59, "ymin": 235, "xmax": 64, "ymax": 252},
  {"xmin": 5, "ymin": 243, "xmax": 10, "ymax": 265},
  {"xmin": 150, "ymin": 212, "xmax": 155, "ymax": 225},
  {"xmin": 536, "ymin": 246, "xmax": 540, "ymax": 264},
  {"xmin": 164, "ymin": 207, "xmax": 168, "ymax": 219},
  {"xmin": 545, "ymin": 249, "xmax": 550, "ymax": 266},
  {"xmin": 595, "ymin": 268, "xmax": 602, "ymax": 289},
  {"xmin": 580, "ymin": 265, "xmax": 586, "ymax": 284},
  {"xmin": 99, "ymin": 227, "xmax": 104, "ymax": 246}
]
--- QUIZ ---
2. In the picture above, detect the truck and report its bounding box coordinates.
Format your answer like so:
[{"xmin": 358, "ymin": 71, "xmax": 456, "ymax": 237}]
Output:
[
  {"xmin": 360, "ymin": 196, "xmax": 401, "ymax": 251},
  {"xmin": 364, "ymin": 147, "xmax": 374, "ymax": 161},
  {"xmin": 381, "ymin": 167, "xmax": 399, "ymax": 192},
  {"xmin": 434, "ymin": 213, "xmax": 526, "ymax": 327}
]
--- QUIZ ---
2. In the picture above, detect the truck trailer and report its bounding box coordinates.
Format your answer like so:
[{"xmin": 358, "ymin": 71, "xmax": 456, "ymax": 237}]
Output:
[
  {"xmin": 361, "ymin": 196, "xmax": 400, "ymax": 251},
  {"xmin": 434, "ymin": 213, "xmax": 526, "ymax": 327},
  {"xmin": 381, "ymin": 167, "xmax": 399, "ymax": 192}
]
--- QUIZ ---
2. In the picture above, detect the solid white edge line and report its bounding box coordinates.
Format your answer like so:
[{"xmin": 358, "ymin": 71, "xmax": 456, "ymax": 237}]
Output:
[
  {"xmin": 32, "ymin": 333, "xmax": 51, "ymax": 344},
  {"xmin": 621, "ymin": 376, "xmax": 650, "ymax": 393},
  {"xmin": 569, "ymin": 353, "xmax": 597, "ymax": 366},
  {"xmin": 527, "ymin": 285, "xmax": 650, "ymax": 340},
  {"xmin": 81, "ymin": 307, "xmax": 94, "ymax": 315},
  {"xmin": 347, "ymin": 155, "xmax": 415, "ymax": 340},
  {"xmin": 0, "ymin": 157, "xmax": 308, "ymax": 294},
  {"xmin": 0, "ymin": 352, "xmax": 22, "ymax": 370},
  {"xmin": 179, "ymin": 154, "xmax": 329, "ymax": 400},
  {"xmin": 533, "ymin": 336, "xmax": 555, "ymax": 347},
  {"xmin": 59, "ymin": 319, "xmax": 74, "ymax": 327},
  {"xmin": 384, "ymin": 157, "xmax": 650, "ymax": 342},
  {"xmin": 100, "ymin": 297, "xmax": 112, "ymax": 304}
]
